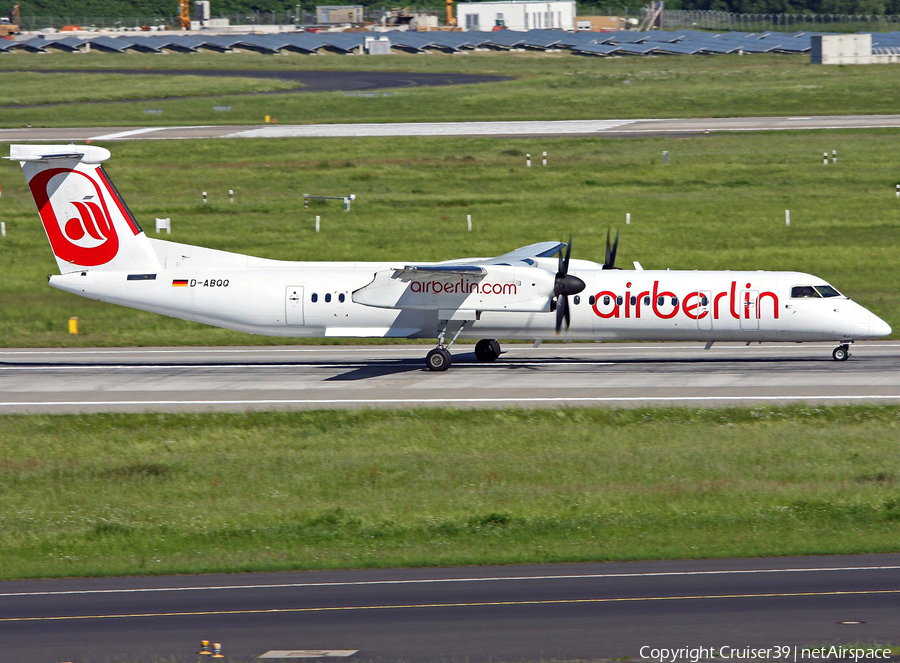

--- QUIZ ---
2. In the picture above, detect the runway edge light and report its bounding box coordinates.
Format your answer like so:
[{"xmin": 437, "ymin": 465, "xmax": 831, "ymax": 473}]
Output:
[{"xmin": 198, "ymin": 640, "xmax": 212, "ymax": 655}]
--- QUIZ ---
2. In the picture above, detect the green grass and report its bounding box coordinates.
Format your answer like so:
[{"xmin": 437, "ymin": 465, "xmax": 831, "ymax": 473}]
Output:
[
  {"xmin": 1, "ymin": 405, "xmax": 899, "ymax": 579},
  {"xmin": 0, "ymin": 71, "xmax": 299, "ymax": 105},
  {"xmin": 0, "ymin": 131, "xmax": 897, "ymax": 346},
  {"xmin": 1, "ymin": 51, "xmax": 900, "ymax": 127}
]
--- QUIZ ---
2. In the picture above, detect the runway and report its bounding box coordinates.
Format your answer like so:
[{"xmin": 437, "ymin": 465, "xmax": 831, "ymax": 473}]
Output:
[
  {"xmin": 2, "ymin": 114, "xmax": 900, "ymax": 142},
  {"xmin": 1, "ymin": 341, "xmax": 899, "ymax": 414},
  {"xmin": 1, "ymin": 554, "xmax": 897, "ymax": 662}
]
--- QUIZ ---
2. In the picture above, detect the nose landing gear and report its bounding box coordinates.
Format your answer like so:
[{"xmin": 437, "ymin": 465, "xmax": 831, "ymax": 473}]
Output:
[
  {"xmin": 832, "ymin": 343, "xmax": 851, "ymax": 361},
  {"xmin": 425, "ymin": 320, "xmax": 470, "ymax": 371}
]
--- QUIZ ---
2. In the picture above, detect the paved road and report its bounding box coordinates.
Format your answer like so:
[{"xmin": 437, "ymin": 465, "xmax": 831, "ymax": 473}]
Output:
[
  {"xmin": 3, "ymin": 114, "xmax": 900, "ymax": 142},
  {"xmin": 1, "ymin": 554, "xmax": 897, "ymax": 662},
  {"xmin": 0, "ymin": 69, "xmax": 512, "ymax": 110},
  {"xmin": 2, "ymin": 341, "xmax": 899, "ymax": 413}
]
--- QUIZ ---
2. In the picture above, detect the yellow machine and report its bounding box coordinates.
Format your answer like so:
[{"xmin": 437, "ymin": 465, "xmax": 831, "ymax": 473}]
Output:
[
  {"xmin": 445, "ymin": 0, "xmax": 456, "ymax": 27},
  {"xmin": 178, "ymin": 0, "xmax": 190, "ymax": 29}
]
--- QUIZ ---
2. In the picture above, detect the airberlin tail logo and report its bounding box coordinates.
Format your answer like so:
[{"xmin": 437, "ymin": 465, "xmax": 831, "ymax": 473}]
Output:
[{"xmin": 29, "ymin": 168, "xmax": 120, "ymax": 266}]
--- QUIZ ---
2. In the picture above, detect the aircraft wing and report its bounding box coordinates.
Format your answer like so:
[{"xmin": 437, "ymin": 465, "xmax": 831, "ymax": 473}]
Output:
[
  {"xmin": 393, "ymin": 242, "xmax": 564, "ymax": 278},
  {"xmin": 430, "ymin": 241, "xmax": 565, "ymax": 268},
  {"xmin": 394, "ymin": 264, "xmax": 486, "ymax": 278}
]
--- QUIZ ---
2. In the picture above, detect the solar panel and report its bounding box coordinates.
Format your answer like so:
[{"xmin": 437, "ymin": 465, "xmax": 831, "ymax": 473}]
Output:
[
  {"xmin": 388, "ymin": 32, "xmax": 434, "ymax": 52},
  {"xmin": 0, "ymin": 27, "xmax": 873, "ymax": 59},
  {"xmin": 697, "ymin": 42, "xmax": 741, "ymax": 54},
  {"xmin": 42, "ymin": 36, "xmax": 88, "ymax": 52},
  {"xmin": 651, "ymin": 41, "xmax": 703, "ymax": 54},
  {"xmin": 236, "ymin": 35, "xmax": 287, "ymax": 53},
  {"xmin": 283, "ymin": 33, "xmax": 328, "ymax": 53},
  {"xmin": 602, "ymin": 31, "xmax": 648, "ymax": 43},
  {"xmin": 571, "ymin": 42, "xmax": 618, "ymax": 56},
  {"xmin": 483, "ymin": 31, "xmax": 528, "ymax": 48},
  {"xmin": 163, "ymin": 35, "xmax": 206, "ymax": 52},
  {"xmin": 611, "ymin": 42, "xmax": 658, "ymax": 54},
  {"xmin": 84, "ymin": 36, "xmax": 135, "ymax": 52},
  {"xmin": 127, "ymin": 36, "xmax": 165, "ymax": 53},
  {"xmin": 319, "ymin": 33, "xmax": 366, "ymax": 53}
]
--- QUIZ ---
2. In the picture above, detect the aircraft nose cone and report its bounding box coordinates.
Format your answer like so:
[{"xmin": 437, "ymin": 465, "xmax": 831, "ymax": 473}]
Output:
[{"xmin": 871, "ymin": 314, "xmax": 892, "ymax": 338}]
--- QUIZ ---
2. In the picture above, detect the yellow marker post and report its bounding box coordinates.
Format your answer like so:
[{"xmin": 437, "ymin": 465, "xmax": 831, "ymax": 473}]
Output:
[
  {"xmin": 67, "ymin": 317, "xmax": 79, "ymax": 335},
  {"xmin": 265, "ymin": 115, "xmax": 271, "ymax": 123}
]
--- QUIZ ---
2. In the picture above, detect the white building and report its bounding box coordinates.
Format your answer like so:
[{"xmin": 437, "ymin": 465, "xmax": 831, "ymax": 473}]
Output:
[{"xmin": 456, "ymin": 0, "xmax": 576, "ymax": 32}]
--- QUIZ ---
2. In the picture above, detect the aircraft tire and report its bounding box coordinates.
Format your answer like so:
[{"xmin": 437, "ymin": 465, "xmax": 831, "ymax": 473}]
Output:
[
  {"xmin": 832, "ymin": 345, "xmax": 850, "ymax": 361},
  {"xmin": 475, "ymin": 339, "xmax": 501, "ymax": 362},
  {"xmin": 426, "ymin": 347, "xmax": 452, "ymax": 371}
]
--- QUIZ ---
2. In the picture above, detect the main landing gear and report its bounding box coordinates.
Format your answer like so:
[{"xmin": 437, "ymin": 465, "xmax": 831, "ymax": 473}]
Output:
[
  {"xmin": 424, "ymin": 322, "xmax": 502, "ymax": 371},
  {"xmin": 474, "ymin": 338, "xmax": 501, "ymax": 362},
  {"xmin": 832, "ymin": 343, "xmax": 851, "ymax": 362}
]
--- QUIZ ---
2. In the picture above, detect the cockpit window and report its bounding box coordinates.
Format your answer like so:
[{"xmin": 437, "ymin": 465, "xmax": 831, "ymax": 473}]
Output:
[
  {"xmin": 814, "ymin": 285, "xmax": 842, "ymax": 298},
  {"xmin": 791, "ymin": 286, "xmax": 820, "ymax": 298}
]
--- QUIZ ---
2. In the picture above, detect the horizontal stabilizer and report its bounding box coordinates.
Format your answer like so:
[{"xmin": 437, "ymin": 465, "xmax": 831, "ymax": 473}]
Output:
[{"xmin": 6, "ymin": 144, "xmax": 111, "ymax": 164}]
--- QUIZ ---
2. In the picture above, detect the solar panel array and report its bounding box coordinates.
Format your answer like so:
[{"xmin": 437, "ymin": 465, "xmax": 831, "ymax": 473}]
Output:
[{"xmin": 6, "ymin": 29, "xmax": 900, "ymax": 57}]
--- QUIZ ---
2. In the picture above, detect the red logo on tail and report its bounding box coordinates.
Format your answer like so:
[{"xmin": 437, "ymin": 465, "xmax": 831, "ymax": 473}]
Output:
[{"xmin": 29, "ymin": 168, "xmax": 119, "ymax": 266}]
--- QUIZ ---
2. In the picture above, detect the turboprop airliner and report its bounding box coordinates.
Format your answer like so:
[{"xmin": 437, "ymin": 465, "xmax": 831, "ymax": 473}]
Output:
[{"xmin": 9, "ymin": 144, "xmax": 891, "ymax": 370}]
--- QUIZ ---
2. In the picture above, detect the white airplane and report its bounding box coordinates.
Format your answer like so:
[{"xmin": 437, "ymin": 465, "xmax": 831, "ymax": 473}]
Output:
[{"xmin": 9, "ymin": 144, "xmax": 891, "ymax": 370}]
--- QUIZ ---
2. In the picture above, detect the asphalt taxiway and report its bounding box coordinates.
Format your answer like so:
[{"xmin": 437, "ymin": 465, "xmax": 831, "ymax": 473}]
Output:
[
  {"xmin": 1, "ymin": 341, "xmax": 899, "ymax": 413},
  {"xmin": 1, "ymin": 554, "xmax": 898, "ymax": 662},
  {"xmin": 2, "ymin": 113, "xmax": 900, "ymax": 142}
]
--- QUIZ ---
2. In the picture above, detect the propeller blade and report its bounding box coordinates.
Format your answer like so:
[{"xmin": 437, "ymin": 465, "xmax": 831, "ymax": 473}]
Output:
[
  {"xmin": 610, "ymin": 230, "xmax": 619, "ymax": 269},
  {"xmin": 562, "ymin": 234, "xmax": 572, "ymax": 276},
  {"xmin": 604, "ymin": 229, "xmax": 620, "ymax": 270},
  {"xmin": 555, "ymin": 295, "xmax": 568, "ymax": 335}
]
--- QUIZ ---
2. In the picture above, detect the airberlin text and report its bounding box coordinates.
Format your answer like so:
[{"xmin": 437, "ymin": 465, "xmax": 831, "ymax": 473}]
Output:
[
  {"xmin": 592, "ymin": 280, "xmax": 778, "ymax": 321},
  {"xmin": 410, "ymin": 279, "xmax": 516, "ymax": 296},
  {"xmin": 639, "ymin": 646, "xmax": 891, "ymax": 663}
]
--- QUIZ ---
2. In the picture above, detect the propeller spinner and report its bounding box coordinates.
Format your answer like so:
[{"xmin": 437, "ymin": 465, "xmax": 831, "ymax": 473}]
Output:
[{"xmin": 554, "ymin": 235, "xmax": 585, "ymax": 334}]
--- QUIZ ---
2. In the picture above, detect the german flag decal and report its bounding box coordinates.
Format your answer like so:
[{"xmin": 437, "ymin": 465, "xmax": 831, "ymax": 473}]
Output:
[{"xmin": 172, "ymin": 279, "xmax": 189, "ymax": 287}]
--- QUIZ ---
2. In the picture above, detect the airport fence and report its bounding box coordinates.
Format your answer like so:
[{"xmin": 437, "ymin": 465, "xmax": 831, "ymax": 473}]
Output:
[{"xmin": 655, "ymin": 9, "xmax": 900, "ymax": 33}]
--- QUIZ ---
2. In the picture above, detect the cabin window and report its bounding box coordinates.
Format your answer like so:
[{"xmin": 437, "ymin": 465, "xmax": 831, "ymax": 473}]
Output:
[
  {"xmin": 815, "ymin": 285, "xmax": 841, "ymax": 298},
  {"xmin": 616, "ymin": 296, "xmax": 623, "ymax": 306},
  {"xmin": 589, "ymin": 295, "xmax": 596, "ymax": 305},
  {"xmin": 629, "ymin": 296, "xmax": 636, "ymax": 306},
  {"xmin": 603, "ymin": 295, "xmax": 609, "ymax": 306},
  {"xmin": 311, "ymin": 293, "xmax": 318, "ymax": 303},
  {"xmin": 339, "ymin": 293, "xmax": 346, "ymax": 303},
  {"xmin": 701, "ymin": 295, "xmax": 709, "ymax": 306},
  {"xmin": 573, "ymin": 295, "xmax": 580, "ymax": 305},
  {"xmin": 325, "ymin": 293, "xmax": 332, "ymax": 303},
  {"xmin": 791, "ymin": 286, "xmax": 820, "ymax": 298},
  {"xmin": 671, "ymin": 297, "xmax": 678, "ymax": 306},
  {"xmin": 643, "ymin": 296, "xmax": 650, "ymax": 306},
  {"xmin": 657, "ymin": 296, "xmax": 665, "ymax": 306}
]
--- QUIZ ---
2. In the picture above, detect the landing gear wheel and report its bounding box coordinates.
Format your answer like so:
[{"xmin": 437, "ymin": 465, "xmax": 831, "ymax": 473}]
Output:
[
  {"xmin": 426, "ymin": 347, "xmax": 452, "ymax": 371},
  {"xmin": 474, "ymin": 339, "xmax": 501, "ymax": 362},
  {"xmin": 832, "ymin": 344, "xmax": 850, "ymax": 361}
]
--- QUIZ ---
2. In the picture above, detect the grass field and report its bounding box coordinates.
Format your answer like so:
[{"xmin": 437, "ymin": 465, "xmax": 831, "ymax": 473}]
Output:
[
  {"xmin": 1, "ymin": 50, "xmax": 899, "ymax": 583},
  {"xmin": 0, "ymin": 130, "xmax": 897, "ymax": 346},
  {"xmin": 2, "ymin": 405, "xmax": 899, "ymax": 579},
  {"xmin": 2, "ymin": 52, "xmax": 900, "ymax": 126}
]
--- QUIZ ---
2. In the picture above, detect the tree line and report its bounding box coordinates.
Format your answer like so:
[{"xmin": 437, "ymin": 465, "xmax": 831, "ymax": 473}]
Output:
[{"xmin": 4, "ymin": 0, "xmax": 899, "ymax": 24}]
